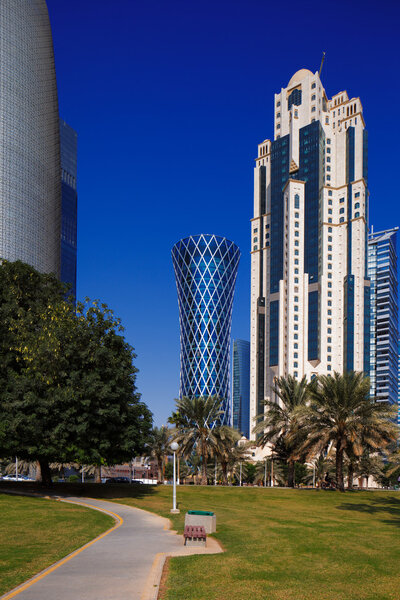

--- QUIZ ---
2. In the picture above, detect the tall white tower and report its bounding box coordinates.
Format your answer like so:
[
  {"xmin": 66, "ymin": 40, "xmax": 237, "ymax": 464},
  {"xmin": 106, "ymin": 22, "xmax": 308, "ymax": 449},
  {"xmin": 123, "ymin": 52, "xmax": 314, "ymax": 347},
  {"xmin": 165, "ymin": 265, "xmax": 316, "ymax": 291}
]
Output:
[
  {"xmin": 0, "ymin": 0, "xmax": 61, "ymax": 275},
  {"xmin": 250, "ymin": 69, "xmax": 370, "ymax": 436}
]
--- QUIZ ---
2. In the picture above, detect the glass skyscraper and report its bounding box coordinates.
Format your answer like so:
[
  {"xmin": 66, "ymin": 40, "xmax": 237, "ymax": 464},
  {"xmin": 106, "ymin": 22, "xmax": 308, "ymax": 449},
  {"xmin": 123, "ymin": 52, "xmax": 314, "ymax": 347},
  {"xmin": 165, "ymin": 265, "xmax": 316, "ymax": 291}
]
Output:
[
  {"xmin": 250, "ymin": 69, "xmax": 370, "ymax": 434},
  {"xmin": 172, "ymin": 234, "xmax": 240, "ymax": 425},
  {"xmin": 0, "ymin": 0, "xmax": 61, "ymax": 275},
  {"xmin": 60, "ymin": 120, "xmax": 78, "ymax": 298},
  {"xmin": 368, "ymin": 228, "xmax": 398, "ymax": 405},
  {"xmin": 232, "ymin": 339, "xmax": 250, "ymax": 438}
]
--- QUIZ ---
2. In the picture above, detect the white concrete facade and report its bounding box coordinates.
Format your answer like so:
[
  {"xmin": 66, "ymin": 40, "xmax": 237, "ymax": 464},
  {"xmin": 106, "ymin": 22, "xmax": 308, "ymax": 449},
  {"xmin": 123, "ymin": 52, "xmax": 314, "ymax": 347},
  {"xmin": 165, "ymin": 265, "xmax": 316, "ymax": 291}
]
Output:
[{"xmin": 250, "ymin": 69, "xmax": 370, "ymax": 438}]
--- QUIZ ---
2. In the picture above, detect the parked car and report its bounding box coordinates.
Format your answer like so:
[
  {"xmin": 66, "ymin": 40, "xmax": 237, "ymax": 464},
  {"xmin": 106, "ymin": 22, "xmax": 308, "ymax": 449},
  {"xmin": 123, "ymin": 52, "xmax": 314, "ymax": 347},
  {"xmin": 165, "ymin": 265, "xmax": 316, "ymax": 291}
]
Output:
[{"xmin": 104, "ymin": 477, "xmax": 131, "ymax": 484}]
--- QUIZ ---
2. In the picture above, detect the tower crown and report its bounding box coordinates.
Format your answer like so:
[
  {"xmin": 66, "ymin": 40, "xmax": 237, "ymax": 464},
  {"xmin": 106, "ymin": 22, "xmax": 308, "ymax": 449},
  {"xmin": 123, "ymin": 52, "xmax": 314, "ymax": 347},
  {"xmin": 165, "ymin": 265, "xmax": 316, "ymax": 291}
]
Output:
[{"xmin": 287, "ymin": 69, "xmax": 314, "ymax": 88}]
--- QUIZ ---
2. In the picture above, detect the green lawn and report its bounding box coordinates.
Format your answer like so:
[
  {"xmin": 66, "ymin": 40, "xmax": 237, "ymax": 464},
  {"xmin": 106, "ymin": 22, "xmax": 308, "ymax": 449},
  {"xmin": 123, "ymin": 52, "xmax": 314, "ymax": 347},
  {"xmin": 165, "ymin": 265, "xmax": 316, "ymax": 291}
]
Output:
[
  {"xmin": 110, "ymin": 486, "xmax": 400, "ymax": 600},
  {"xmin": 1, "ymin": 483, "xmax": 400, "ymax": 599},
  {"xmin": 0, "ymin": 494, "xmax": 113, "ymax": 596}
]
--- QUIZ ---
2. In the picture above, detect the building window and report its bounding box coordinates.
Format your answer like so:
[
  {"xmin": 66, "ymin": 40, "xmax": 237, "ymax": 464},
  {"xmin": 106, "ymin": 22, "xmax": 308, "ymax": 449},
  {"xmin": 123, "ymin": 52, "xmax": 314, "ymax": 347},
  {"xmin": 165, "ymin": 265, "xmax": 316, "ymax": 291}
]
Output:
[
  {"xmin": 311, "ymin": 82, "xmax": 316, "ymax": 89},
  {"xmin": 294, "ymin": 194, "xmax": 300, "ymax": 208},
  {"xmin": 340, "ymin": 217, "xmax": 344, "ymax": 223},
  {"xmin": 328, "ymin": 227, "xmax": 332, "ymax": 232},
  {"xmin": 294, "ymin": 343, "xmax": 298, "ymax": 349},
  {"xmin": 277, "ymin": 124, "xmax": 281, "ymax": 129},
  {"xmin": 355, "ymin": 212, "xmax": 360, "ymax": 218},
  {"xmin": 294, "ymin": 277, "xmax": 299, "ymax": 283},
  {"xmin": 328, "ymin": 190, "xmax": 333, "ymax": 196},
  {"xmin": 328, "ymin": 309, "xmax": 332, "ymax": 315},
  {"xmin": 295, "ymin": 240, "xmax": 299, "ymax": 246},
  {"xmin": 328, "ymin": 282, "xmax": 332, "ymax": 287},
  {"xmin": 327, "ymin": 365, "xmax": 332, "ymax": 371},
  {"xmin": 253, "ymin": 237, "xmax": 258, "ymax": 243},
  {"xmin": 327, "ymin": 147, "xmax": 331, "ymax": 154},
  {"xmin": 294, "ymin": 110, "xmax": 298, "ymax": 117},
  {"xmin": 294, "ymin": 362, "xmax": 298, "ymax": 368},
  {"xmin": 327, "ymin": 355, "xmax": 331, "ymax": 361},
  {"xmin": 294, "ymin": 305, "xmax": 298, "ymax": 311},
  {"xmin": 328, "ymin": 209, "xmax": 332, "ymax": 214},
  {"xmin": 327, "ymin": 138, "xmax": 331, "ymax": 144},
  {"xmin": 327, "ymin": 318, "xmax": 332, "ymax": 324},
  {"xmin": 328, "ymin": 245, "xmax": 332, "ymax": 251},
  {"xmin": 328, "ymin": 300, "xmax": 332, "ymax": 306},
  {"xmin": 355, "ymin": 202, "xmax": 360, "ymax": 209},
  {"xmin": 327, "ymin": 166, "xmax": 331, "ymax": 172},
  {"xmin": 327, "ymin": 346, "xmax": 332, "ymax": 352},
  {"xmin": 294, "ymin": 352, "xmax": 298, "ymax": 359},
  {"xmin": 327, "ymin": 175, "xmax": 331, "ymax": 181},
  {"xmin": 295, "ymin": 212, "xmax": 299, "ymax": 218},
  {"xmin": 295, "ymin": 231, "xmax": 299, "ymax": 237},
  {"xmin": 328, "ymin": 218, "xmax": 332, "ymax": 223},
  {"xmin": 254, "ymin": 228, "xmax": 258, "ymax": 233},
  {"xmin": 328, "ymin": 236, "xmax": 332, "ymax": 241},
  {"xmin": 277, "ymin": 101, "xmax": 281, "ymax": 107},
  {"xmin": 311, "ymin": 106, "xmax": 316, "ymax": 112},
  {"xmin": 355, "ymin": 192, "xmax": 360, "ymax": 198},
  {"xmin": 253, "ymin": 245, "xmax": 258, "ymax": 251},
  {"xmin": 295, "ymin": 249, "xmax": 299, "ymax": 255},
  {"xmin": 328, "ymin": 263, "xmax": 332, "ymax": 269},
  {"xmin": 295, "ymin": 221, "xmax": 299, "ymax": 228},
  {"xmin": 277, "ymin": 112, "xmax": 281, "ymax": 118},
  {"xmin": 294, "ymin": 315, "xmax": 298, "ymax": 321},
  {"xmin": 328, "ymin": 200, "xmax": 332, "ymax": 205},
  {"xmin": 340, "ymin": 207, "xmax": 345, "ymax": 214},
  {"xmin": 294, "ymin": 268, "xmax": 299, "ymax": 274},
  {"xmin": 294, "ymin": 333, "xmax": 298, "ymax": 338},
  {"xmin": 328, "ymin": 273, "xmax": 332, "ymax": 279}
]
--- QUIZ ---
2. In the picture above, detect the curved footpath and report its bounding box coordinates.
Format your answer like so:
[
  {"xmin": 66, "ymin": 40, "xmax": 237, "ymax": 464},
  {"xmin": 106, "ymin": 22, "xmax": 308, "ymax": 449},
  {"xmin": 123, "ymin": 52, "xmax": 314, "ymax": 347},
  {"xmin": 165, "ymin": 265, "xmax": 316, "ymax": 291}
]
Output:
[{"xmin": 1, "ymin": 495, "xmax": 223, "ymax": 600}]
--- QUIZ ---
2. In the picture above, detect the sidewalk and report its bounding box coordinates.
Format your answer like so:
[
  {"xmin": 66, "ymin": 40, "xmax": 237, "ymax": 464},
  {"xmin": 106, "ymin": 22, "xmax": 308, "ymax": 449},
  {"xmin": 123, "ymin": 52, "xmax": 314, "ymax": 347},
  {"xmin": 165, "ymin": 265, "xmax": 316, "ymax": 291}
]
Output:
[{"xmin": 1, "ymin": 496, "xmax": 222, "ymax": 600}]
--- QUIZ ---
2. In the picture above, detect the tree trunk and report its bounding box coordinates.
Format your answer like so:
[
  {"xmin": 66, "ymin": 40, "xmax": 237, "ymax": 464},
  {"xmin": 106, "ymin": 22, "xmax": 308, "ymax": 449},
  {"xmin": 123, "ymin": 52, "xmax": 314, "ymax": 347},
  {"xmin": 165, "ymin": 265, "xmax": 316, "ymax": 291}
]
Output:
[
  {"xmin": 94, "ymin": 465, "xmax": 102, "ymax": 483},
  {"xmin": 221, "ymin": 462, "xmax": 228, "ymax": 486},
  {"xmin": 288, "ymin": 460, "xmax": 295, "ymax": 488},
  {"xmin": 38, "ymin": 459, "xmax": 52, "ymax": 486},
  {"xmin": 157, "ymin": 459, "xmax": 163, "ymax": 483},
  {"xmin": 201, "ymin": 438, "xmax": 208, "ymax": 485},
  {"xmin": 348, "ymin": 462, "xmax": 354, "ymax": 490},
  {"xmin": 35, "ymin": 461, "xmax": 41, "ymax": 482},
  {"xmin": 335, "ymin": 442, "xmax": 345, "ymax": 492},
  {"xmin": 365, "ymin": 476, "xmax": 369, "ymax": 490}
]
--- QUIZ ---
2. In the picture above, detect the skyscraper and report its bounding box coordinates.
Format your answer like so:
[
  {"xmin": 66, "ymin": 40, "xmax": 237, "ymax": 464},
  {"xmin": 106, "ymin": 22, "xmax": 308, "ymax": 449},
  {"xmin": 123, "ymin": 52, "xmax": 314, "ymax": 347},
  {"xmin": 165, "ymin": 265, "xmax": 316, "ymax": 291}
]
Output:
[
  {"xmin": 172, "ymin": 234, "xmax": 240, "ymax": 425},
  {"xmin": 0, "ymin": 0, "xmax": 61, "ymax": 275},
  {"xmin": 60, "ymin": 120, "xmax": 78, "ymax": 298},
  {"xmin": 368, "ymin": 228, "xmax": 398, "ymax": 405},
  {"xmin": 250, "ymin": 69, "xmax": 369, "ymax": 433},
  {"xmin": 232, "ymin": 339, "xmax": 250, "ymax": 438}
]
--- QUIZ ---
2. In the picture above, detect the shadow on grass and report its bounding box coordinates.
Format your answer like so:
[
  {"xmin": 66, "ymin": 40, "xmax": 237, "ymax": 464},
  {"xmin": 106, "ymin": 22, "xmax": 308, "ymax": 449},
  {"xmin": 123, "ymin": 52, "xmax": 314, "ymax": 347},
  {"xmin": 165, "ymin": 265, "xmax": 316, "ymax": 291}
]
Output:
[
  {"xmin": 0, "ymin": 480, "xmax": 156, "ymax": 500},
  {"xmin": 336, "ymin": 494, "xmax": 400, "ymax": 527}
]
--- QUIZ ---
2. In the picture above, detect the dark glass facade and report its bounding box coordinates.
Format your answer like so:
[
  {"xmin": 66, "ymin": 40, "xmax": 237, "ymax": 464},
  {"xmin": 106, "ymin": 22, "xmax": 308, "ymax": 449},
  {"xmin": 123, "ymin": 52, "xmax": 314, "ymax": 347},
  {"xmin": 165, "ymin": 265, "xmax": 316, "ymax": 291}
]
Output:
[
  {"xmin": 172, "ymin": 234, "xmax": 240, "ymax": 425},
  {"xmin": 232, "ymin": 340, "xmax": 250, "ymax": 438},
  {"xmin": 60, "ymin": 120, "xmax": 78, "ymax": 299}
]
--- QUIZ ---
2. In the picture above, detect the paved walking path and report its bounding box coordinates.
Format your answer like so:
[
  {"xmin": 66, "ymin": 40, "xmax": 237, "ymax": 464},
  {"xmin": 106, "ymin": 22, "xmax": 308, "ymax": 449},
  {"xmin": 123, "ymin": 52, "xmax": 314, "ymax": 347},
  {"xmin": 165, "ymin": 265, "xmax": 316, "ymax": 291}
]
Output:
[{"xmin": 1, "ymin": 496, "xmax": 222, "ymax": 600}]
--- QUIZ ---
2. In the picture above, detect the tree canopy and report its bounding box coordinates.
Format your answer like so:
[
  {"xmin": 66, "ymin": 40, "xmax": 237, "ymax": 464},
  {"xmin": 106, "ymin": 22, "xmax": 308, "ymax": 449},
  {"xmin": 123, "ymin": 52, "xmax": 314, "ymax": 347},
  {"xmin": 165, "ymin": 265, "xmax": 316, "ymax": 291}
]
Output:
[{"xmin": 0, "ymin": 261, "xmax": 152, "ymax": 484}]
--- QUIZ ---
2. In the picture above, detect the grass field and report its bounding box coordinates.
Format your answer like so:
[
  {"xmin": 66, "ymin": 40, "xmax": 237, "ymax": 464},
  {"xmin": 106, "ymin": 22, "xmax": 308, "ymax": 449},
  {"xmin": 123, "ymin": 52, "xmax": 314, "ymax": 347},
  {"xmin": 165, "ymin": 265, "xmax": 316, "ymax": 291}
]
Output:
[
  {"xmin": 111, "ymin": 485, "xmax": 400, "ymax": 600},
  {"xmin": 0, "ymin": 493, "xmax": 113, "ymax": 596},
  {"xmin": 1, "ymin": 483, "xmax": 400, "ymax": 599}
]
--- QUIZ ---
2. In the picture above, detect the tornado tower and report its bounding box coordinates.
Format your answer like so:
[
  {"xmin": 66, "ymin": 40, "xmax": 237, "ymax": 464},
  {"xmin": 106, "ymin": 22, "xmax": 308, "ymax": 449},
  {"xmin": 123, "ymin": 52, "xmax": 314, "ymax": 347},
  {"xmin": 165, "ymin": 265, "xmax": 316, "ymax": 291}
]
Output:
[
  {"xmin": 0, "ymin": 0, "xmax": 61, "ymax": 274},
  {"xmin": 172, "ymin": 234, "xmax": 240, "ymax": 425}
]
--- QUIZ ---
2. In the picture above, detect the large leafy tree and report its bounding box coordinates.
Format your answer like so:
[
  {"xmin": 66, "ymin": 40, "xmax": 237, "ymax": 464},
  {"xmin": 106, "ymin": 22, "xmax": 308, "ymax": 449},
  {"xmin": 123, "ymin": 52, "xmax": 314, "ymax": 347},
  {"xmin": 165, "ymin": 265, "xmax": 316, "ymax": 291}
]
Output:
[
  {"xmin": 172, "ymin": 396, "xmax": 224, "ymax": 485},
  {"xmin": 0, "ymin": 261, "xmax": 152, "ymax": 484},
  {"xmin": 253, "ymin": 375, "xmax": 310, "ymax": 487},
  {"xmin": 295, "ymin": 371, "xmax": 397, "ymax": 492}
]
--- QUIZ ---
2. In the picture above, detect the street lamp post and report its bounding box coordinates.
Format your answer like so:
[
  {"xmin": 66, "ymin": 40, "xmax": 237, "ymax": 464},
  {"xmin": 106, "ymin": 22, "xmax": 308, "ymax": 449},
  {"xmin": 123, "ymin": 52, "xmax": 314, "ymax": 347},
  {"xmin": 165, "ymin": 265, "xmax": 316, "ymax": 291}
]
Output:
[{"xmin": 170, "ymin": 441, "xmax": 180, "ymax": 513}]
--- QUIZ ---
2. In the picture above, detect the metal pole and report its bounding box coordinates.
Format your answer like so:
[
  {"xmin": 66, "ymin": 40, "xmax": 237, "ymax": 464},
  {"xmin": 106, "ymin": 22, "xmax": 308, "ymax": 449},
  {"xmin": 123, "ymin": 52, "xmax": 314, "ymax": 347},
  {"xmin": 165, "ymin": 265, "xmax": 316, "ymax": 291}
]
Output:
[
  {"xmin": 15, "ymin": 456, "xmax": 18, "ymax": 481},
  {"xmin": 239, "ymin": 462, "xmax": 242, "ymax": 487},
  {"xmin": 271, "ymin": 458, "xmax": 274, "ymax": 487},
  {"xmin": 264, "ymin": 459, "xmax": 267, "ymax": 487},
  {"xmin": 214, "ymin": 456, "xmax": 217, "ymax": 486},
  {"xmin": 172, "ymin": 451, "xmax": 177, "ymax": 511},
  {"xmin": 81, "ymin": 466, "xmax": 85, "ymax": 483},
  {"xmin": 313, "ymin": 463, "xmax": 315, "ymax": 488},
  {"xmin": 177, "ymin": 456, "xmax": 180, "ymax": 485}
]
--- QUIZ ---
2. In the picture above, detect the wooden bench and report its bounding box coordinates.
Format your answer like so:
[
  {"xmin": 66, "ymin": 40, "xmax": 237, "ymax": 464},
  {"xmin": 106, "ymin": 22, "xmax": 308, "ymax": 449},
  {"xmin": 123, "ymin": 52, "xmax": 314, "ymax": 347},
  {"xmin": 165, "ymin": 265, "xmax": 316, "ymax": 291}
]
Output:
[{"xmin": 183, "ymin": 525, "xmax": 207, "ymax": 545}]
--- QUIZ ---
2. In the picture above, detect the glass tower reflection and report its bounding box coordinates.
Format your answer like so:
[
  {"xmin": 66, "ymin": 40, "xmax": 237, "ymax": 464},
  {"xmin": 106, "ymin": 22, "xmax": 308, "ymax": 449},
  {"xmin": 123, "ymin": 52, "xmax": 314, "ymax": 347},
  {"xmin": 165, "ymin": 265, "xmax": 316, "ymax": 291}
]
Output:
[{"xmin": 172, "ymin": 234, "xmax": 240, "ymax": 425}]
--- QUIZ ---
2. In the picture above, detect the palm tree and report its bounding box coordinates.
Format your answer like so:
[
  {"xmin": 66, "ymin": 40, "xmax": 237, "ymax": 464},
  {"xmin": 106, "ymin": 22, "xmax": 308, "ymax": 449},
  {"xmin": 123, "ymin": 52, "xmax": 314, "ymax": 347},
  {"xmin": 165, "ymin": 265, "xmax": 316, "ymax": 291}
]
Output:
[
  {"xmin": 148, "ymin": 426, "xmax": 170, "ymax": 483},
  {"xmin": 295, "ymin": 371, "xmax": 398, "ymax": 492},
  {"xmin": 172, "ymin": 396, "xmax": 224, "ymax": 485},
  {"xmin": 213, "ymin": 428, "xmax": 247, "ymax": 485},
  {"xmin": 253, "ymin": 375, "xmax": 310, "ymax": 487}
]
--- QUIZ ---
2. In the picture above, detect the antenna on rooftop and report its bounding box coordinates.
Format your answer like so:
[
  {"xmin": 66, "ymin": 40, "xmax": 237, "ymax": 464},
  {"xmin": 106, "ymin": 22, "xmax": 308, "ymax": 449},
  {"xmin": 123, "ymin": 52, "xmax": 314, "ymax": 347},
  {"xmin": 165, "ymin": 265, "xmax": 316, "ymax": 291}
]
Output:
[{"xmin": 318, "ymin": 52, "xmax": 326, "ymax": 78}]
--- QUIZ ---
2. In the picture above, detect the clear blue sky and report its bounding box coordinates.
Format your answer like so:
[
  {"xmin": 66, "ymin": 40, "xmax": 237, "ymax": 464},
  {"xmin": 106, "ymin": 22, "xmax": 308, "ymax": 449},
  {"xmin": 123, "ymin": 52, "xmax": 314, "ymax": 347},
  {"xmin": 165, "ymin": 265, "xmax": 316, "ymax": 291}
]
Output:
[{"xmin": 46, "ymin": 0, "xmax": 400, "ymax": 425}]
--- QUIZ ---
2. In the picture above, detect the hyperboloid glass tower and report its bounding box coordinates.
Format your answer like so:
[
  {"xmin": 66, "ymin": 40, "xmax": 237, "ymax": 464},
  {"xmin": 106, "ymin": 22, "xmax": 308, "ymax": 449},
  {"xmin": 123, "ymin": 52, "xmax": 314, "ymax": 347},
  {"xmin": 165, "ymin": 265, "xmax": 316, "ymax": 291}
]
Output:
[{"xmin": 172, "ymin": 234, "xmax": 240, "ymax": 425}]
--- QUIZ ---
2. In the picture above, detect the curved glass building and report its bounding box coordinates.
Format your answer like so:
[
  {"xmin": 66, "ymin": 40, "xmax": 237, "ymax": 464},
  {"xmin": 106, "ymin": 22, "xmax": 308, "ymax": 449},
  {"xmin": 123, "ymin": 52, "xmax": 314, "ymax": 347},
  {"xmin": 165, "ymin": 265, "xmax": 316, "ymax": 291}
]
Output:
[
  {"xmin": 0, "ymin": 0, "xmax": 61, "ymax": 275},
  {"xmin": 172, "ymin": 234, "xmax": 240, "ymax": 425}
]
